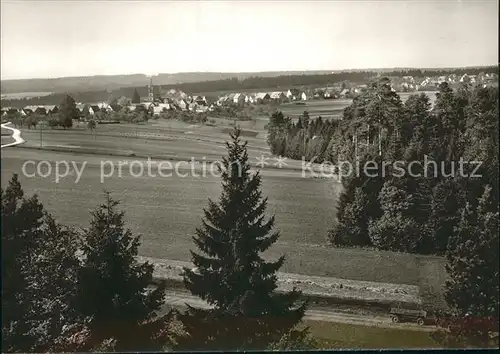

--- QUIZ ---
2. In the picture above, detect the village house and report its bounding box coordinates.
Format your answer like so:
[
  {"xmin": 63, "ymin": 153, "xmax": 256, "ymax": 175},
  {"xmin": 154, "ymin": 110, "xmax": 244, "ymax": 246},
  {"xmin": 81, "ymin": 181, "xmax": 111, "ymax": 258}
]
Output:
[
  {"xmin": 437, "ymin": 76, "xmax": 447, "ymax": 84},
  {"xmin": 420, "ymin": 77, "xmax": 431, "ymax": 87},
  {"xmin": 402, "ymin": 76, "xmax": 415, "ymax": 83},
  {"xmin": 158, "ymin": 103, "xmax": 171, "ymax": 111},
  {"xmin": 269, "ymin": 91, "xmax": 286, "ymax": 101},
  {"xmin": 254, "ymin": 92, "xmax": 270, "ymax": 104},
  {"xmin": 323, "ymin": 88, "xmax": 338, "ymax": 99},
  {"xmin": 195, "ymin": 105, "xmax": 209, "ymax": 113},
  {"xmin": 226, "ymin": 93, "xmax": 236, "ymax": 104},
  {"xmin": 76, "ymin": 103, "xmax": 86, "ymax": 115},
  {"xmin": 40, "ymin": 105, "xmax": 59, "ymax": 115},
  {"xmin": 152, "ymin": 106, "xmax": 163, "ymax": 116},
  {"xmin": 97, "ymin": 102, "xmax": 114, "ymax": 113},
  {"xmin": 90, "ymin": 105, "xmax": 101, "ymax": 114},
  {"xmin": 193, "ymin": 95, "xmax": 208, "ymax": 105},
  {"xmin": 76, "ymin": 103, "xmax": 96, "ymax": 117},
  {"xmin": 286, "ymin": 88, "xmax": 301, "ymax": 100},
  {"xmin": 233, "ymin": 93, "xmax": 246, "ymax": 105},
  {"xmin": 1, "ymin": 106, "xmax": 20, "ymax": 116},
  {"xmin": 216, "ymin": 94, "xmax": 229, "ymax": 106},
  {"xmin": 23, "ymin": 105, "xmax": 46, "ymax": 115},
  {"xmin": 176, "ymin": 99, "xmax": 188, "ymax": 111},
  {"xmin": 339, "ymin": 88, "xmax": 350, "ymax": 98}
]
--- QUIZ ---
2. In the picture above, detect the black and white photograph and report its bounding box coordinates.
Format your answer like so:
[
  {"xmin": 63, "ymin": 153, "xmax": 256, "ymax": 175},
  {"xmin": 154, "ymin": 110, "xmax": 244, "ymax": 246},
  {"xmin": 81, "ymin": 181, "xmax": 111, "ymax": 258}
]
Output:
[{"xmin": 1, "ymin": 0, "xmax": 498, "ymax": 351}]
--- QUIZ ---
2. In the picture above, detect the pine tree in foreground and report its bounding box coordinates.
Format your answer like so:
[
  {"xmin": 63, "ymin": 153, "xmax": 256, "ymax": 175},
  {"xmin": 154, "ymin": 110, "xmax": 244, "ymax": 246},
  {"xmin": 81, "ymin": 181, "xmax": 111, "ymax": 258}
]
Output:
[
  {"xmin": 1, "ymin": 174, "xmax": 44, "ymax": 352},
  {"xmin": 174, "ymin": 128, "xmax": 307, "ymax": 351},
  {"xmin": 76, "ymin": 192, "xmax": 170, "ymax": 351},
  {"xmin": 1, "ymin": 174, "xmax": 84, "ymax": 352}
]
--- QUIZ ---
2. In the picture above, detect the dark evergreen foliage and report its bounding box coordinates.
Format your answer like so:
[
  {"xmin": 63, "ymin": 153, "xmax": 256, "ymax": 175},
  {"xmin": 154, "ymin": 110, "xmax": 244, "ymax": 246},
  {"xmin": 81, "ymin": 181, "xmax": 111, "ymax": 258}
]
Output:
[
  {"xmin": 58, "ymin": 94, "xmax": 78, "ymax": 128},
  {"xmin": 175, "ymin": 128, "xmax": 307, "ymax": 350},
  {"xmin": 76, "ymin": 192, "xmax": 169, "ymax": 351}
]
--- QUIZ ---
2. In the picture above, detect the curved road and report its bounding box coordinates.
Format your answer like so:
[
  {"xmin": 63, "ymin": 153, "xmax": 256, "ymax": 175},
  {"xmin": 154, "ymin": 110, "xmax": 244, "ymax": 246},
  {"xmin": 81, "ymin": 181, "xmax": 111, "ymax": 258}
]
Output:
[
  {"xmin": 1, "ymin": 122, "xmax": 25, "ymax": 148},
  {"xmin": 161, "ymin": 290, "xmax": 435, "ymax": 332}
]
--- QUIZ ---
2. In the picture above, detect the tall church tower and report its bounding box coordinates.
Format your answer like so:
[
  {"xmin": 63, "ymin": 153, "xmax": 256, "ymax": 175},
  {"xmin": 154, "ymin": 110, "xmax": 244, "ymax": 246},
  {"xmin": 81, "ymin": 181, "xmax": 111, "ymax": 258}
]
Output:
[{"xmin": 148, "ymin": 76, "xmax": 154, "ymax": 102}]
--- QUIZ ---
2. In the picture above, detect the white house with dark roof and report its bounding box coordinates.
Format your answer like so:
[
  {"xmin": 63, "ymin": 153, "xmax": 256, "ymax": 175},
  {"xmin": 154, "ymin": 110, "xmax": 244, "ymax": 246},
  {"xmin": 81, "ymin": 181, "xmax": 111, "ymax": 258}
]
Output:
[
  {"xmin": 254, "ymin": 92, "xmax": 270, "ymax": 103},
  {"xmin": 286, "ymin": 88, "xmax": 301, "ymax": 100},
  {"xmin": 269, "ymin": 91, "xmax": 286, "ymax": 100},
  {"xmin": 176, "ymin": 99, "xmax": 187, "ymax": 110},
  {"xmin": 233, "ymin": 93, "xmax": 246, "ymax": 105},
  {"xmin": 97, "ymin": 102, "xmax": 114, "ymax": 113},
  {"xmin": 40, "ymin": 105, "xmax": 59, "ymax": 114},
  {"xmin": 23, "ymin": 105, "xmax": 46, "ymax": 115}
]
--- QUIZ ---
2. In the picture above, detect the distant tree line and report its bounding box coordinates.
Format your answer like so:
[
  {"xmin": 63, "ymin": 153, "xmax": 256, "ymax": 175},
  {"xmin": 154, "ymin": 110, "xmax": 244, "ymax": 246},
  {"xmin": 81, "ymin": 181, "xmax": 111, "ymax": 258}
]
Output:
[
  {"xmin": 267, "ymin": 111, "xmax": 339, "ymax": 162},
  {"xmin": 2, "ymin": 66, "xmax": 497, "ymax": 108}
]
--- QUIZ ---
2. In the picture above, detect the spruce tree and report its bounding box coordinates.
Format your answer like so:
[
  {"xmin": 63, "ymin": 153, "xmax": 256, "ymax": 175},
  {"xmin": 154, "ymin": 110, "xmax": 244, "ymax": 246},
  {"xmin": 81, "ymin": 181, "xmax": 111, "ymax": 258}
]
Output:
[
  {"xmin": 175, "ymin": 128, "xmax": 306, "ymax": 350},
  {"xmin": 76, "ymin": 192, "xmax": 169, "ymax": 351},
  {"xmin": 1, "ymin": 174, "xmax": 44, "ymax": 352},
  {"xmin": 1, "ymin": 174, "xmax": 83, "ymax": 352},
  {"xmin": 30, "ymin": 214, "xmax": 83, "ymax": 352}
]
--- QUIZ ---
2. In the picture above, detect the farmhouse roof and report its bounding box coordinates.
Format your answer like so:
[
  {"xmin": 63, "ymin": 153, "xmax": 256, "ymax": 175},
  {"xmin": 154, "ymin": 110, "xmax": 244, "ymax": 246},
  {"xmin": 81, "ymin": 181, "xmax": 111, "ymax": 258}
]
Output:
[
  {"xmin": 76, "ymin": 103, "xmax": 86, "ymax": 111},
  {"xmin": 41, "ymin": 105, "xmax": 57, "ymax": 111},
  {"xmin": 23, "ymin": 105, "xmax": 41, "ymax": 111},
  {"xmin": 270, "ymin": 91, "xmax": 284, "ymax": 99},
  {"xmin": 255, "ymin": 92, "xmax": 269, "ymax": 99},
  {"xmin": 1, "ymin": 106, "xmax": 18, "ymax": 111}
]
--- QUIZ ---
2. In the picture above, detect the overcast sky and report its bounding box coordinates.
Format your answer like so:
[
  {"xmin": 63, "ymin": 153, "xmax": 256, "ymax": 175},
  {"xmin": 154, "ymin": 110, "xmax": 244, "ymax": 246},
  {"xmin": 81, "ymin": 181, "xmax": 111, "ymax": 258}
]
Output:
[{"xmin": 1, "ymin": 0, "xmax": 498, "ymax": 80}]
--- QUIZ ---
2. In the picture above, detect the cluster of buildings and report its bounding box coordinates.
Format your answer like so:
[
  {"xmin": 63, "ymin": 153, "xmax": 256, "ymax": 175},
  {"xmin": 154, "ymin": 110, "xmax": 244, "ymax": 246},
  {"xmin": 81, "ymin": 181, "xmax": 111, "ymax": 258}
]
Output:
[
  {"xmin": 215, "ymin": 85, "xmax": 370, "ymax": 106},
  {"xmin": 1, "ymin": 104, "xmax": 59, "ymax": 117},
  {"xmin": 0, "ymin": 91, "xmax": 213, "ymax": 119},
  {"xmin": 398, "ymin": 72, "xmax": 498, "ymax": 91},
  {"xmin": 0, "ymin": 102, "xmax": 117, "ymax": 119},
  {"xmin": 143, "ymin": 89, "xmax": 211, "ymax": 114}
]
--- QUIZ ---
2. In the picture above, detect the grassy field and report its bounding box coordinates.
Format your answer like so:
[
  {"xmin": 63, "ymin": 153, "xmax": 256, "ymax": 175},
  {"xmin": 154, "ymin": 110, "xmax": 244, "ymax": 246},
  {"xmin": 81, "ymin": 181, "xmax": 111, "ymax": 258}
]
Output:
[
  {"xmin": 279, "ymin": 100, "xmax": 351, "ymax": 119},
  {"xmin": 305, "ymin": 320, "xmax": 440, "ymax": 349},
  {"xmin": 0, "ymin": 120, "xmax": 447, "ymax": 309},
  {"xmin": 1, "ymin": 136, "xmax": 15, "ymax": 145},
  {"xmin": 1, "ymin": 91, "xmax": 54, "ymax": 99}
]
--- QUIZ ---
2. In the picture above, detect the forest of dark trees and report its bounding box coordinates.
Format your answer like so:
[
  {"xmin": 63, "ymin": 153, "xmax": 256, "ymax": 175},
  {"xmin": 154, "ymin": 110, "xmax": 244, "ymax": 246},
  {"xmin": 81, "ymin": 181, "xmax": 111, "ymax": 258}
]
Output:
[{"xmin": 267, "ymin": 79, "xmax": 498, "ymax": 257}]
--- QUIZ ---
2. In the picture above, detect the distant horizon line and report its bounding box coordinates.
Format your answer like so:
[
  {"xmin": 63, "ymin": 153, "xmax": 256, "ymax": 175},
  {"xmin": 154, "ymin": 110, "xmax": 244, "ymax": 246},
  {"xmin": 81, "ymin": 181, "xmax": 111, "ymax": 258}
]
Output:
[{"xmin": 2, "ymin": 64, "xmax": 498, "ymax": 81}]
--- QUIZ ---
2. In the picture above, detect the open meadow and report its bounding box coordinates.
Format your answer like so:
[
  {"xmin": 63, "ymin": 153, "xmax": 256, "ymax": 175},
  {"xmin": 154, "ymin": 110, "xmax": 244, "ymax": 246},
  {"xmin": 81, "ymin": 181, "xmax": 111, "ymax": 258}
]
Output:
[
  {"xmin": 0, "ymin": 91, "xmax": 54, "ymax": 99},
  {"xmin": 279, "ymin": 100, "xmax": 350, "ymax": 119},
  {"xmin": 1, "ymin": 119, "xmax": 448, "ymax": 310}
]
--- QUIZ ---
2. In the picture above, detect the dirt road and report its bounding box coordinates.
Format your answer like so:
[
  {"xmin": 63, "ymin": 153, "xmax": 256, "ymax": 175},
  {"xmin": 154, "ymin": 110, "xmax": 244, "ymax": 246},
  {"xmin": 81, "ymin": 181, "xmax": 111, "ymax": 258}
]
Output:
[{"xmin": 161, "ymin": 290, "xmax": 436, "ymax": 332}]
